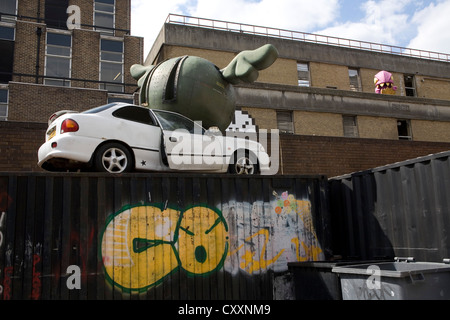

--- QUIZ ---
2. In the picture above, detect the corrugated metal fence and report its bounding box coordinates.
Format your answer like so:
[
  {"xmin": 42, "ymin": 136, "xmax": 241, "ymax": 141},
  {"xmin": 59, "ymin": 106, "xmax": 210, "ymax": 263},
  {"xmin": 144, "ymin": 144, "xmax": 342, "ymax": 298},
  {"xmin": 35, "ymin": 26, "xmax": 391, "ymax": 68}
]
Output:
[
  {"xmin": 0, "ymin": 173, "xmax": 330, "ymax": 300},
  {"xmin": 329, "ymin": 151, "xmax": 450, "ymax": 262}
]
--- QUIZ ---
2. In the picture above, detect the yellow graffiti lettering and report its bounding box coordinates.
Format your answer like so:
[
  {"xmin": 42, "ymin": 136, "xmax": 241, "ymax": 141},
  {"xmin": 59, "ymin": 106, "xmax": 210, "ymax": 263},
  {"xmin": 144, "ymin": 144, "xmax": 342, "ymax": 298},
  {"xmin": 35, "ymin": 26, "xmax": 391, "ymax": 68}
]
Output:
[
  {"xmin": 101, "ymin": 204, "xmax": 228, "ymax": 293},
  {"xmin": 178, "ymin": 206, "xmax": 228, "ymax": 275},
  {"xmin": 102, "ymin": 205, "xmax": 180, "ymax": 291},
  {"xmin": 291, "ymin": 237, "xmax": 323, "ymax": 261},
  {"xmin": 229, "ymin": 229, "xmax": 285, "ymax": 274}
]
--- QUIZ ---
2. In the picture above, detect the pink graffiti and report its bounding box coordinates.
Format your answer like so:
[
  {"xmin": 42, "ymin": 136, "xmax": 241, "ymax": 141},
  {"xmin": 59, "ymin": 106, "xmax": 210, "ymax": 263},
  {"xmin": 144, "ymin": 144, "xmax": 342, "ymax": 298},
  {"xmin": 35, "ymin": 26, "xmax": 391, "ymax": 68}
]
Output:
[
  {"xmin": 2, "ymin": 266, "xmax": 13, "ymax": 300},
  {"xmin": 31, "ymin": 254, "xmax": 41, "ymax": 300}
]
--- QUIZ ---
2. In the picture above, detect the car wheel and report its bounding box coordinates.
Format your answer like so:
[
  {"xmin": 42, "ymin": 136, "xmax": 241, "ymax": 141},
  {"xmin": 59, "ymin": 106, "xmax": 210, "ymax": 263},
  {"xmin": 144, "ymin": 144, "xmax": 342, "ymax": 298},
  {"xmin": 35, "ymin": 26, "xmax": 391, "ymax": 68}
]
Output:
[
  {"xmin": 95, "ymin": 143, "xmax": 132, "ymax": 173},
  {"xmin": 229, "ymin": 151, "xmax": 258, "ymax": 175}
]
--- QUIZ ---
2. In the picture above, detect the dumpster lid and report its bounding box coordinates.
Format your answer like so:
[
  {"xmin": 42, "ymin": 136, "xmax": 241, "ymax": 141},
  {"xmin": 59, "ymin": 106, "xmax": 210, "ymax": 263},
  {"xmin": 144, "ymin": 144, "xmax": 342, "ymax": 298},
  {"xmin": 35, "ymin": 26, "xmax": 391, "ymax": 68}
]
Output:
[
  {"xmin": 332, "ymin": 261, "xmax": 450, "ymax": 278},
  {"xmin": 288, "ymin": 259, "xmax": 391, "ymax": 269}
]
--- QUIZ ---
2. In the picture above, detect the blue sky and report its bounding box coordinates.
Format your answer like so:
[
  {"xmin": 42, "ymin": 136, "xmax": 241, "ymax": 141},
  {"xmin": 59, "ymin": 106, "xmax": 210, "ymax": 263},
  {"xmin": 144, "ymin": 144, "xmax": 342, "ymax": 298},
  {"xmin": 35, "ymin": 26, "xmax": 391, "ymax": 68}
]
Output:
[{"xmin": 131, "ymin": 0, "xmax": 450, "ymax": 58}]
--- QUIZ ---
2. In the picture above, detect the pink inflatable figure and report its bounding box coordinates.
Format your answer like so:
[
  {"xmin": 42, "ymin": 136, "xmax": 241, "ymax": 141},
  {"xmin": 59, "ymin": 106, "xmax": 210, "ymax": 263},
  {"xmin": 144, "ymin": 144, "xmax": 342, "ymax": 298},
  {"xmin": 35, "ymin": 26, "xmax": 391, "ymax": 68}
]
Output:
[{"xmin": 374, "ymin": 70, "xmax": 398, "ymax": 94}]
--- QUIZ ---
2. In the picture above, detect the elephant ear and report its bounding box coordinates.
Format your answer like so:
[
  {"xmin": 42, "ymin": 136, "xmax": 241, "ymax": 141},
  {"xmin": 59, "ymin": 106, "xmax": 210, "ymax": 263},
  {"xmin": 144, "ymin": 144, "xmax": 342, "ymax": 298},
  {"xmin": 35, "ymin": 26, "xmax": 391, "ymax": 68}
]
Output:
[
  {"xmin": 221, "ymin": 44, "xmax": 278, "ymax": 84},
  {"xmin": 130, "ymin": 64, "xmax": 154, "ymax": 88}
]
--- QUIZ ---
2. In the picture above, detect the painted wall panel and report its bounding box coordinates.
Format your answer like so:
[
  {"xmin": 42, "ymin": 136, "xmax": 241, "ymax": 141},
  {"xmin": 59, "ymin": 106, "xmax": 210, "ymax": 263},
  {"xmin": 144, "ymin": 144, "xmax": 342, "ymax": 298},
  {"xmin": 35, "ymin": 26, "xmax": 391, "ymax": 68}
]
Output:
[{"xmin": 0, "ymin": 173, "xmax": 330, "ymax": 300}]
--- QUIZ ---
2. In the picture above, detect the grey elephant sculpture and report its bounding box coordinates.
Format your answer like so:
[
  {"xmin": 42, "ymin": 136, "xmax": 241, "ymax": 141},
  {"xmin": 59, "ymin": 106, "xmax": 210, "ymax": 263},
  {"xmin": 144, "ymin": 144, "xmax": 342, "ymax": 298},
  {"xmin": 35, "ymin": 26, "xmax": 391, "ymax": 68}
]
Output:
[{"xmin": 130, "ymin": 44, "xmax": 278, "ymax": 131}]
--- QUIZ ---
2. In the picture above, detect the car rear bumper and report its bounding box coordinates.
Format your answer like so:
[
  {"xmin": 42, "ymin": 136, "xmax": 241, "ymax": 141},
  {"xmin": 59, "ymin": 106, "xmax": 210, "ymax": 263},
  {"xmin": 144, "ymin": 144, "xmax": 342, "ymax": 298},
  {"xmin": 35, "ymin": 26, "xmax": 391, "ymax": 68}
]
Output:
[{"xmin": 38, "ymin": 134, "xmax": 101, "ymax": 169}]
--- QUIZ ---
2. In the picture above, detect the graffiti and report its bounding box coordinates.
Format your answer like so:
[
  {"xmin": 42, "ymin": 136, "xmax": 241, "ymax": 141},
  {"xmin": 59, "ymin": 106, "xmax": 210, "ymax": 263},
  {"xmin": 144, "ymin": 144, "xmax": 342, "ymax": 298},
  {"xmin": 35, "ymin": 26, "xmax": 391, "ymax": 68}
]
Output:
[
  {"xmin": 31, "ymin": 254, "xmax": 41, "ymax": 300},
  {"xmin": 224, "ymin": 191, "xmax": 323, "ymax": 275},
  {"xmin": 0, "ymin": 212, "xmax": 5, "ymax": 298},
  {"xmin": 2, "ymin": 266, "xmax": 12, "ymax": 300},
  {"xmin": 228, "ymin": 229, "xmax": 285, "ymax": 274},
  {"xmin": 0, "ymin": 212, "xmax": 5, "ymax": 251},
  {"xmin": 101, "ymin": 204, "xmax": 228, "ymax": 293},
  {"xmin": 101, "ymin": 189, "xmax": 324, "ymax": 293},
  {"xmin": 0, "ymin": 180, "xmax": 12, "ymax": 299}
]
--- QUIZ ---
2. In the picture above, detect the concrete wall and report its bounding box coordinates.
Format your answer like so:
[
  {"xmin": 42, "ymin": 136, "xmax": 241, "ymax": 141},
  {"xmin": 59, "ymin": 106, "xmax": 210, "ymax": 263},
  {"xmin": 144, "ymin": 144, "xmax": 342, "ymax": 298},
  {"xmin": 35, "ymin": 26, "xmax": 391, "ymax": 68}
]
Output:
[
  {"xmin": 235, "ymin": 83, "xmax": 450, "ymax": 142},
  {"xmin": 148, "ymin": 23, "xmax": 450, "ymax": 81}
]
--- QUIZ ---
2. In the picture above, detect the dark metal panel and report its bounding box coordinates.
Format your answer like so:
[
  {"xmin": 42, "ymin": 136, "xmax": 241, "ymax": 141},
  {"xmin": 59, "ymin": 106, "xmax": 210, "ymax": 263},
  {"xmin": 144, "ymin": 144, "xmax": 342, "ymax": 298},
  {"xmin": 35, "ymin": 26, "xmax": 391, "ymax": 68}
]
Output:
[
  {"xmin": 0, "ymin": 173, "xmax": 330, "ymax": 300},
  {"xmin": 330, "ymin": 150, "xmax": 450, "ymax": 262}
]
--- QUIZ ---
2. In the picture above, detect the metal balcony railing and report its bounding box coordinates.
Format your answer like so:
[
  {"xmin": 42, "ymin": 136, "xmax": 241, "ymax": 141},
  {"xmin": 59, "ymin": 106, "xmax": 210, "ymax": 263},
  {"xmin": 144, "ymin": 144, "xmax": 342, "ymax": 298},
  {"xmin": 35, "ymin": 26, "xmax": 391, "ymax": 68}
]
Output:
[{"xmin": 166, "ymin": 13, "xmax": 450, "ymax": 63}]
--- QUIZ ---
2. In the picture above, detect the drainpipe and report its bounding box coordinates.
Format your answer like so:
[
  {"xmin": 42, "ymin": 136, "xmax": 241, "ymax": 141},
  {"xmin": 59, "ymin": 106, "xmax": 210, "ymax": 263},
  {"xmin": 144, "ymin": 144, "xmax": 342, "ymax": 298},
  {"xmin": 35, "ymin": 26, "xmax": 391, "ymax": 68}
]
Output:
[
  {"xmin": 35, "ymin": 27, "xmax": 42, "ymax": 84},
  {"xmin": 35, "ymin": 0, "xmax": 42, "ymax": 83}
]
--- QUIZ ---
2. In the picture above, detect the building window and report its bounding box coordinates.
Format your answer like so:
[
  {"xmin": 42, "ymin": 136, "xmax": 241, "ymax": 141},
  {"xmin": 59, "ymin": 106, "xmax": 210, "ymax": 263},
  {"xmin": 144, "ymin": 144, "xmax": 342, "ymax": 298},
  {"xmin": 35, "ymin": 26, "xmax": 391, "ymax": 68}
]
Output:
[
  {"xmin": 45, "ymin": 0, "xmax": 70, "ymax": 29},
  {"xmin": 277, "ymin": 111, "xmax": 294, "ymax": 134},
  {"xmin": 297, "ymin": 62, "xmax": 310, "ymax": 87},
  {"xmin": 100, "ymin": 38, "xmax": 123, "ymax": 92},
  {"xmin": 343, "ymin": 115, "xmax": 358, "ymax": 137},
  {"xmin": 404, "ymin": 74, "xmax": 416, "ymax": 97},
  {"xmin": 94, "ymin": 0, "xmax": 115, "ymax": 35},
  {"xmin": 348, "ymin": 68, "xmax": 361, "ymax": 91},
  {"xmin": 45, "ymin": 31, "xmax": 72, "ymax": 87},
  {"xmin": 0, "ymin": 25, "xmax": 14, "ymax": 83},
  {"xmin": 0, "ymin": 0, "xmax": 17, "ymax": 22},
  {"xmin": 0, "ymin": 87, "xmax": 8, "ymax": 120},
  {"xmin": 397, "ymin": 119, "xmax": 412, "ymax": 140}
]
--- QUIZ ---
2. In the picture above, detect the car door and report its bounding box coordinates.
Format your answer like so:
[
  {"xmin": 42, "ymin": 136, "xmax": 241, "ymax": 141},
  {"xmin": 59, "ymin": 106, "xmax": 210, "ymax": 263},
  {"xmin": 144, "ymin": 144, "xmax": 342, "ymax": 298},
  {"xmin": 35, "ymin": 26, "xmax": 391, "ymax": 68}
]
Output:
[
  {"xmin": 151, "ymin": 110, "xmax": 223, "ymax": 171},
  {"xmin": 111, "ymin": 105, "xmax": 164, "ymax": 171}
]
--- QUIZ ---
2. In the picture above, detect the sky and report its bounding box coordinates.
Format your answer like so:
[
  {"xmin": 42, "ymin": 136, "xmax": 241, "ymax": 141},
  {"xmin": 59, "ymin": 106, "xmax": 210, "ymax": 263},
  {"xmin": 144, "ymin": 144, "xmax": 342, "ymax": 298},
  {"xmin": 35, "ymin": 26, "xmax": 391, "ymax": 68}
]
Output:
[{"xmin": 130, "ymin": 0, "xmax": 450, "ymax": 59}]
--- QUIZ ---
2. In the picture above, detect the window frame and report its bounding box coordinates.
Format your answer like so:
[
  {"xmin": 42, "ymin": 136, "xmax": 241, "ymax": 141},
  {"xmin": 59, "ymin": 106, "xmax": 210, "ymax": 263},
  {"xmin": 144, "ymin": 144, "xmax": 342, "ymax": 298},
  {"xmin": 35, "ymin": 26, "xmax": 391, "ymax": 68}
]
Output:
[
  {"xmin": 112, "ymin": 106, "xmax": 156, "ymax": 126},
  {"xmin": 44, "ymin": 29, "xmax": 72, "ymax": 87},
  {"xmin": 0, "ymin": 86, "xmax": 9, "ymax": 121},
  {"xmin": 0, "ymin": 23, "xmax": 15, "ymax": 84},
  {"xmin": 94, "ymin": 0, "xmax": 116, "ymax": 35},
  {"xmin": 297, "ymin": 62, "xmax": 310, "ymax": 87},
  {"xmin": 276, "ymin": 110, "xmax": 294, "ymax": 134},
  {"xmin": 45, "ymin": 0, "xmax": 70, "ymax": 29},
  {"xmin": 0, "ymin": 0, "xmax": 17, "ymax": 22},
  {"xmin": 342, "ymin": 115, "xmax": 359, "ymax": 138},
  {"xmin": 404, "ymin": 74, "xmax": 416, "ymax": 97},
  {"xmin": 99, "ymin": 37, "xmax": 124, "ymax": 92},
  {"xmin": 348, "ymin": 68, "xmax": 361, "ymax": 92},
  {"xmin": 397, "ymin": 119, "xmax": 412, "ymax": 140},
  {"xmin": 152, "ymin": 109, "xmax": 205, "ymax": 134}
]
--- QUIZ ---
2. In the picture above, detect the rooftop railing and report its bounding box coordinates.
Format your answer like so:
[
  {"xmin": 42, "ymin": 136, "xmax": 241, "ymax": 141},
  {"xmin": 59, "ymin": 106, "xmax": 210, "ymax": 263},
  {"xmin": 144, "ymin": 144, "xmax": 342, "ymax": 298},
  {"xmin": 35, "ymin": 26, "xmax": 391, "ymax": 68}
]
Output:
[{"xmin": 166, "ymin": 13, "xmax": 450, "ymax": 63}]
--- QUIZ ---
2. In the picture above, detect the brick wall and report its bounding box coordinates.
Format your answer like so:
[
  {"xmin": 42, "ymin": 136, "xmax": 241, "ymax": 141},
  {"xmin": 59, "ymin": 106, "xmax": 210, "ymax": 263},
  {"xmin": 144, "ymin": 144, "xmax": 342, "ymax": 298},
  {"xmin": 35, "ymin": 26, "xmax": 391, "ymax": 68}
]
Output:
[
  {"xmin": 71, "ymin": 28, "xmax": 100, "ymax": 89},
  {"xmin": 1, "ymin": 121, "xmax": 449, "ymax": 176},
  {"xmin": 13, "ymin": 20, "xmax": 46, "ymax": 84},
  {"xmin": 0, "ymin": 121, "xmax": 47, "ymax": 172},
  {"xmin": 124, "ymin": 35, "xmax": 144, "ymax": 90},
  {"xmin": 279, "ymin": 134, "xmax": 450, "ymax": 177},
  {"xmin": 8, "ymin": 82, "xmax": 108, "ymax": 122}
]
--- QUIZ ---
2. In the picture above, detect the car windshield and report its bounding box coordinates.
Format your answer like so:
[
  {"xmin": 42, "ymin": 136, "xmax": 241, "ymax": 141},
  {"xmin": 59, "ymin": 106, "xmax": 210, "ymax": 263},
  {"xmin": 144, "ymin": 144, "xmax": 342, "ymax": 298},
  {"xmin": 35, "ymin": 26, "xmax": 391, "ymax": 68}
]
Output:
[
  {"xmin": 83, "ymin": 103, "xmax": 118, "ymax": 114},
  {"xmin": 153, "ymin": 110, "xmax": 205, "ymax": 134}
]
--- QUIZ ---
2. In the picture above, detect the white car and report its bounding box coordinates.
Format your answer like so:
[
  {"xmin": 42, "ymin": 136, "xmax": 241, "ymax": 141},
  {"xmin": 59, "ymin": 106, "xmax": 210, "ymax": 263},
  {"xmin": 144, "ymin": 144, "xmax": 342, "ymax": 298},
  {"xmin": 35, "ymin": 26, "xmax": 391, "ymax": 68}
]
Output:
[{"xmin": 38, "ymin": 103, "xmax": 271, "ymax": 175}]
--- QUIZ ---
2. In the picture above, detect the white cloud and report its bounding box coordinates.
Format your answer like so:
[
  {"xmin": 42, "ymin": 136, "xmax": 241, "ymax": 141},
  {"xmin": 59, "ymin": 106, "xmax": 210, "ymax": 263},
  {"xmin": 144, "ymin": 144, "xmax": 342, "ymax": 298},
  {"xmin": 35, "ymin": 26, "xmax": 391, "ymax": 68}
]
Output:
[
  {"xmin": 131, "ymin": 0, "xmax": 450, "ymax": 60},
  {"xmin": 314, "ymin": 0, "xmax": 413, "ymax": 46},
  {"xmin": 185, "ymin": 0, "xmax": 340, "ymax": 31},
  {"xmin": 131, "ymin": 0, "xmax": 341, "ymax": 58},
  {"xmin": 407, "ymin": 0, "xmax": 450, "ymax": 54},
  {"xmin": 131, "ymin": 0, "xmax": 188, "ymax": 57}
]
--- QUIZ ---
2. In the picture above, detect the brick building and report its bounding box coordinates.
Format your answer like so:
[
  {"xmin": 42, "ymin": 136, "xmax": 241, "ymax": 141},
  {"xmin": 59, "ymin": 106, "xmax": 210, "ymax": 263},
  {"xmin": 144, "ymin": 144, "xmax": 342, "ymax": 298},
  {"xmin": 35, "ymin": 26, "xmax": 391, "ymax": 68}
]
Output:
[
  {"xmin": 147, "ymin": 15, "xmax": 450, "ymax": 144},
  {"xmin": 1, "ymin": 9, "xmax": 449, "ymax": 175},
  {"xmin": 140, "ymin": 15, "xmax": 450, "ymax": 175},
  {"xmin": 0, "ymin": 0, "xmax": 143, "ymax": 122}
]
